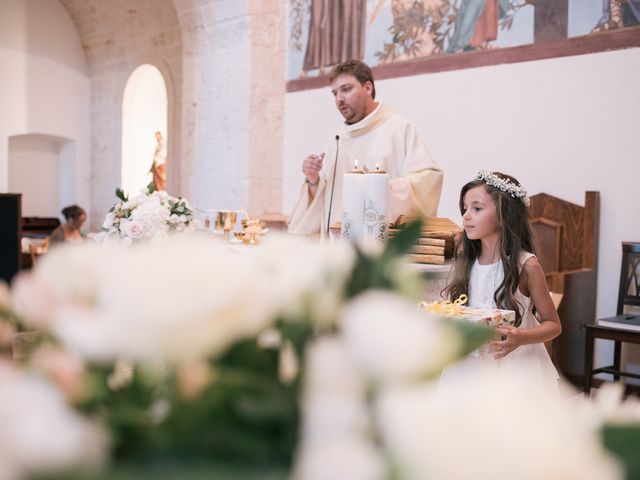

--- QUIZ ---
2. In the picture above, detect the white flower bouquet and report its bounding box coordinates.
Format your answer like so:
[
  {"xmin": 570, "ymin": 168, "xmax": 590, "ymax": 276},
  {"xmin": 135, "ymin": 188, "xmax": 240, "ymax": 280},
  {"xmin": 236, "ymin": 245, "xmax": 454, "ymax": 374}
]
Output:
[
  {"xmin": 100, "ymin": 188, "xmax": 196, "ymax": 242},
  {"xmin": 3, "ymin": 220, "xmax": 640, "ymax": 479}
]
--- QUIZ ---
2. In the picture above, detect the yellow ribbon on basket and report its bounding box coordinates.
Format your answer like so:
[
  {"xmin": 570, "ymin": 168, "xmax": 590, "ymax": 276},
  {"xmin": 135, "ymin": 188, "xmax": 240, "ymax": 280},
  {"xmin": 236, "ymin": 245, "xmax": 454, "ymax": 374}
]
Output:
[{"xmin": 419, "ymin": 294, "xmax": 468, "ymax": 316}]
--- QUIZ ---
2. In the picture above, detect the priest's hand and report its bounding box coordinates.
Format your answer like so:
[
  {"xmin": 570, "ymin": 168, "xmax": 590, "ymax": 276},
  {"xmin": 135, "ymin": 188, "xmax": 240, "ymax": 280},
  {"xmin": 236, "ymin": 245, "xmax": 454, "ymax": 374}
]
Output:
[{"xmin": 302, "ymin": 153, "xmax": 324, "ymax": 186}]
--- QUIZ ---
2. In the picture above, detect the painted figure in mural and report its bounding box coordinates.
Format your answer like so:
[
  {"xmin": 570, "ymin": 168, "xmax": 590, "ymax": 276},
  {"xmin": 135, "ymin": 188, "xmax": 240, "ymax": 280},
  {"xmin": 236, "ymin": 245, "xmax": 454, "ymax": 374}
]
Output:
[
  {"xmin": 288, "ymin": 60, "xmax": 443, "ymax": 236},
  {"xmin": 302, "ymin": 0, "xmax": 367, "ymax": 74},
  {"xmin": 447, "ymin": 0, "xmax": 510, "ymax": 53},
  {"xmin": 592, "ymin": 0, "xmax": 640, "ymax": 32},
  {"xmin": 150, "ymin": 131, "xmax": 167, "ymax": 192},
  {"xmin": 50, "ymin": 205, "xmax": 87, "ymax": 245}
]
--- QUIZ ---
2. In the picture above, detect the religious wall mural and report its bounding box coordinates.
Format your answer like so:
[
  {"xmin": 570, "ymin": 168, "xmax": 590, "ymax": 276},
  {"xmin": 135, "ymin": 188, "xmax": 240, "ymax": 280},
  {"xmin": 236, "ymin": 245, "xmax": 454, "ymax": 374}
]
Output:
[{"xmin": 287, "ymin": 0, "xmax": 640, "ymax": 85}]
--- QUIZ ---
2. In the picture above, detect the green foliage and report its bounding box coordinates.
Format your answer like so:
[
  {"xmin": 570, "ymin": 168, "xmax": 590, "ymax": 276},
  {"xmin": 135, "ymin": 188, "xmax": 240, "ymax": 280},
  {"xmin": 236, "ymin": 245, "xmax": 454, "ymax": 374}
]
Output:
[
  {"xmin": 39, "ymin": 463, "xmax": 286, "ymax": 480},
  {"xmin": 442, "ymin": 317, "xmax": 494, "ymax": 358},
  {"xmin": 277, "ymin": 318, "xmax": 315, "ymax": 359},
  {"xmin": 345, "ymin": 219, "xmax": 423, "ymax": 297},
  {"xmin": 153, "ymin": 340, "xmax": 298, "ymax": 466},
  {"xmin": 146, "ymin": 181, "xmax": 156, "ymax": 194},
  {"xmin": 602, "ymin": 425, "xmax": 640, "ymax": 480},
  {"xmin": 28, "ymin": 216, "xmax": 493, "ymax": 476},
  {"xmin": 115, "ymin": 188, "xmax": 128, "ymax": 202},
  {"xmin": 79, "ymin": 366, "xmax": 159, "ymax": 461},
  {"xmin": 77, "ymin": 339, "xmax": 299, "ymax": 468}
]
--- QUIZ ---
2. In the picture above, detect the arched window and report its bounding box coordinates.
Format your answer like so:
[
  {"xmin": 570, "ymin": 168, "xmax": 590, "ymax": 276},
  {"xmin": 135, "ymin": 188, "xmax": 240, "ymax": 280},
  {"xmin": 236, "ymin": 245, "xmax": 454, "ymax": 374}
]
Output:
[{"xmin": 121, "ymin": 64, "xmax": 168, "ymax": 195}]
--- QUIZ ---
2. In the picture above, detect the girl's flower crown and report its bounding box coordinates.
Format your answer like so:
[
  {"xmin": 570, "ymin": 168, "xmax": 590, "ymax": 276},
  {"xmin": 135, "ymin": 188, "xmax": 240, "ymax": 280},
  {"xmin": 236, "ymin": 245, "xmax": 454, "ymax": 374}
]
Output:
[{"xmin": 475, "ymin": 170, "xmax": 530, "ymax": 207}]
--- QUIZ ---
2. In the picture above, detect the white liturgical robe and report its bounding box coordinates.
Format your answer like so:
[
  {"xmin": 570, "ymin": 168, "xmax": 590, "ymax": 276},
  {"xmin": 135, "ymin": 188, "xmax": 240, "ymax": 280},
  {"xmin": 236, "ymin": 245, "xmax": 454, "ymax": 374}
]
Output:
[{"xmin": 288, "ymin": 102, "xmax": 443, "ymax": 236}]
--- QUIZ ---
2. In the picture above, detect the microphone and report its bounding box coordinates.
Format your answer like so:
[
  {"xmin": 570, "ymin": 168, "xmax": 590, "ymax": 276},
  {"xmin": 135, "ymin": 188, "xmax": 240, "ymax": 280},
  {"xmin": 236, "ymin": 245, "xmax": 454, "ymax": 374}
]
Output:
[{"xmin": 326, "ymin": 134, "xmax": 340, "ymax": 237}]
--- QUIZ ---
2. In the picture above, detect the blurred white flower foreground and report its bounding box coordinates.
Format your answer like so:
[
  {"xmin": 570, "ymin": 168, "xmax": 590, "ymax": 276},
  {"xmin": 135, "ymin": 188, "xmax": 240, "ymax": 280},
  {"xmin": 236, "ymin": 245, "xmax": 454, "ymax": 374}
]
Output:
[
  {"xmin": 12, "ymin": 233, "xmax": 355, "ymax": 365},
  {"xmin": 293, "ymin": 292, "xmax": 632, "ymax": 480},
  {"xmin": 0, "ymin": 364, "xmax": 106, "ymax": 480},
  {"xmin": 295, "ymin": 335, "xmax": 627, "ymax": 480},
  {"xmin": 6, "ymin": 233, "xmax": 639, "ymax": 480}
]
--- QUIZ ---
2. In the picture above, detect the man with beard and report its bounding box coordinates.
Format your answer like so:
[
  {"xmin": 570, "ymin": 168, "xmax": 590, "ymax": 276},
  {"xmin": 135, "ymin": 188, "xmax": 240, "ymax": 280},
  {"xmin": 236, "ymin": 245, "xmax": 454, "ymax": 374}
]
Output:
[{"xmin": 288, "ymin": 60, "xmax": 443, "ymax": 237}]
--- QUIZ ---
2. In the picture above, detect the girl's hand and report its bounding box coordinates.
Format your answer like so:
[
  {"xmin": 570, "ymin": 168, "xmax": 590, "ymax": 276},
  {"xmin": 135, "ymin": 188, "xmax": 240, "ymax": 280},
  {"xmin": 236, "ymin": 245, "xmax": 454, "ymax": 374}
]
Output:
[{"xmin": 491, "ymin": 325, "xmax": 522, "ymax": 359}]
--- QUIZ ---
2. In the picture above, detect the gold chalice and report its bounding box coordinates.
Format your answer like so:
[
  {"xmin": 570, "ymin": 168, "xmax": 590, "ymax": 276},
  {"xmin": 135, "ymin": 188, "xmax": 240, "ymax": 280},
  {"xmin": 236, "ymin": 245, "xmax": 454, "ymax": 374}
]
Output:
[
  {"xmin": 239, "ymin": 218, "xmax": 266, "ymax": 245},
  {"xmin": 215, "ymin": 210, "xmax": 238, "ymax": 241}
]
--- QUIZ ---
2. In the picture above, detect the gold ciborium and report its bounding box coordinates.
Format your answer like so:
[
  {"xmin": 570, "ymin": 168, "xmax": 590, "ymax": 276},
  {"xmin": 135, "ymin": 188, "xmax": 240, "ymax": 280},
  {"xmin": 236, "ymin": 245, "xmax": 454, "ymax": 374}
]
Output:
[
  {"xmin": 215, "ymin": 210, "xmax": 238, "ymax": 240},
  {"xmin": 235, "ymin": 218, "xmax": 266, "ymax": 245}
]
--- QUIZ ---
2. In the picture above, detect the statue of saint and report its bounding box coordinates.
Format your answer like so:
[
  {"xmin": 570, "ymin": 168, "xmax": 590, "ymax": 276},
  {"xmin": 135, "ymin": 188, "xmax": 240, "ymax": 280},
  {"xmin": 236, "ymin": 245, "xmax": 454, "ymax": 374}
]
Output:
[{"xmin": 150, "ymin": 131, "xmax": 167, "ymax": 192}]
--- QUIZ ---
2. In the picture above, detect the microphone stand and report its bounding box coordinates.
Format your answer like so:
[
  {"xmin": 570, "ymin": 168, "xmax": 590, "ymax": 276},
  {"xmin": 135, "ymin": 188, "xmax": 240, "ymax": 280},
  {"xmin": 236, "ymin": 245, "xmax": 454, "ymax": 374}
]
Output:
[{"xmin": 326, "ymin": 134, "xmax": 340, "ymax": 237}]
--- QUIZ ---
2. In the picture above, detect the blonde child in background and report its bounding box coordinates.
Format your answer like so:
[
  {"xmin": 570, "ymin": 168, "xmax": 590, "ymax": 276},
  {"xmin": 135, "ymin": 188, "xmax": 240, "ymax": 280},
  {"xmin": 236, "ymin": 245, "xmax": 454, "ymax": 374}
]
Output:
[{"xmin": 440, "ymin": 171, "xmax": 561, "ymax": 387}]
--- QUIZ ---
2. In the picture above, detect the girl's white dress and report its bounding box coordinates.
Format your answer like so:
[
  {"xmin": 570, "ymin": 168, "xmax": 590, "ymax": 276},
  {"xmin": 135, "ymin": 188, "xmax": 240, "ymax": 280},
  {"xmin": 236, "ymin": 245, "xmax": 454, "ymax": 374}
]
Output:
[{"xmin": 438, "ymin": 252, "xmax": 559, "ymax": 388}]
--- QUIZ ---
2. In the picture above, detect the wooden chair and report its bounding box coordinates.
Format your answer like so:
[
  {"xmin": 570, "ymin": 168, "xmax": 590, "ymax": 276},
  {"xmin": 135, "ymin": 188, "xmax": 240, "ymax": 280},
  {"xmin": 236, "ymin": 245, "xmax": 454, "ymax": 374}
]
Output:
[
  {"xmin": 584, "ymin": 242, "xmax": 640, "ymax": 394},
  {"xmin": 21, "ymin": 216, "xmax": 60, "ymax": 270},
  {"xmin": 528, "ymin": 191, "xmax": 600, "ymax": 387}
]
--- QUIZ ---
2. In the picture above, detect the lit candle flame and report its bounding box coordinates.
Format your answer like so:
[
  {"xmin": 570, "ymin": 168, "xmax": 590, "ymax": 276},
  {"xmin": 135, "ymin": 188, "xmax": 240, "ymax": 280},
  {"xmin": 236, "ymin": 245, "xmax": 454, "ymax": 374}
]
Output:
[{"xmin": 353, "ymin": 159, "xmax": 359, "ymax": 170}]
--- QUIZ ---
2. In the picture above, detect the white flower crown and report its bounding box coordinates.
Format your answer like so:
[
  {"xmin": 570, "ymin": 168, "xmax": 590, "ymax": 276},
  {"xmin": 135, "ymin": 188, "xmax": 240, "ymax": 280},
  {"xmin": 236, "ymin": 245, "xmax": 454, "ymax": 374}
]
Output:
[{"xmin": 475, "ymin": 170, "xmax": 530, "ymax": 207}]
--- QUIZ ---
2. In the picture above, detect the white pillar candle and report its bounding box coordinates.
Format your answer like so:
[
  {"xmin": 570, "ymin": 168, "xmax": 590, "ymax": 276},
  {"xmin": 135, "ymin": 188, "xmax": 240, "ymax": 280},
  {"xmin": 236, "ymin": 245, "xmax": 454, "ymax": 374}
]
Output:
[
  {"xmin": 341, "ymin": 165, "xmax": 365, "ymax": 242},
  {"xmin": 362, "ymin": 166, "xmax": 389, "ymax": 245}
]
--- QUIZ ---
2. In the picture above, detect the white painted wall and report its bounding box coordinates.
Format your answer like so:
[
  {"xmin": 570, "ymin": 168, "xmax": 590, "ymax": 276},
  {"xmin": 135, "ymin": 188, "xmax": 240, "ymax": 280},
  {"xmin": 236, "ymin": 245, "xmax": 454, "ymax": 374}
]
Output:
[
  {"xmin": 284, "ymin": 47, "xmax": 640, "ymax": 372},
  {"xmin": 0, "ymin": 0, "xmax": 90, "ymax": 220},
  {"xmin": 8, "ymin": 134, "xmax": 74, "ymax": 218}
]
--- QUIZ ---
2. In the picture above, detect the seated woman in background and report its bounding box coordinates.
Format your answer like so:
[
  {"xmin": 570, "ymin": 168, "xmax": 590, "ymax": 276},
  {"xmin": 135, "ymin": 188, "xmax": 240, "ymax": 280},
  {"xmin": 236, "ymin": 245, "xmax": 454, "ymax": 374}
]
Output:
[{"xmin": 50, "ymin": 205, "xmax": 87, "ymax": 245}]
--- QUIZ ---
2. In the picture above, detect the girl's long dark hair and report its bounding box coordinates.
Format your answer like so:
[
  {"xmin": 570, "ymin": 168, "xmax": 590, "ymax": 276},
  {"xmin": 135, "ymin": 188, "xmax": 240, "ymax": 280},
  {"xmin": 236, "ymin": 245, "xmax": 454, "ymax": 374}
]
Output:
[{"xmin": 443, "ymin": 172, "xmax": 534, "ymax": 327}]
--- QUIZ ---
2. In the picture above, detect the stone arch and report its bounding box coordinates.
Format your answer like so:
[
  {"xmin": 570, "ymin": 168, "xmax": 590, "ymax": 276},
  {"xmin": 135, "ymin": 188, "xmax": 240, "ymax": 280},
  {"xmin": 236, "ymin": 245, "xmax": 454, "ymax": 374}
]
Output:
[
  {"xmin": 121, "ymin": 64, "xmax": 168, "ymax": 195},
  {"xmin": 58, "ymin": 0, "xmax": 285, "ymax": 224},
  {"xmin": 60, "ymin": 0, "xmax": 183, "ymax": 227}
]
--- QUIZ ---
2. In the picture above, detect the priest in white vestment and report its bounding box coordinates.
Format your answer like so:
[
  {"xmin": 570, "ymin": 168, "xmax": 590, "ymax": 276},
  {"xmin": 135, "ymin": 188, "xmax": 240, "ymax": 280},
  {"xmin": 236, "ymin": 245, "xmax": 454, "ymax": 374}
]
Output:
[{"xmin": 288, "ymin": 60, "xmax": 443, "ymax": 237}]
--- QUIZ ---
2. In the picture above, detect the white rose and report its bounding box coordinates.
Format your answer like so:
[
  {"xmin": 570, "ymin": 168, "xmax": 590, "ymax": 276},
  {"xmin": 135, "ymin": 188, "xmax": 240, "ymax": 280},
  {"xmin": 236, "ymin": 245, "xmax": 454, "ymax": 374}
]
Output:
[
  {"xmin": 293, "ymin": 437, "xmax": 385, "ymax": 480},
  {"xmin": 253, "ymin": 234, "xmax": 355, "ymax": 328},
  {"xmin": 576, "ymin": 382, "xmax": 640, "ymax": 428},
  {"xmin": 294, "ymin": 338, "xmax": 383, "ymax": 480},
  {"xmin": 341, "ymin": 290, "xmax": 460, "ymax": 382},
  {"xmin": 102, "ymin": 212, "xmax": 115, "ymax": 230},
  {"xmin": 0, "ymin": 365, "xmax": 107, "ymax": 478},
  {"xmin": 118, "ymin": 218, "xmax": 130, "ymax": 236},
  {"xmin": 124, "ymin": 221, "xmax": 144, "ymax": 240},
  {"xmin": 156, "ymin": 191, "xmax": 169, "ymax": 201},
  {"xmin": 376, "ymin": 370, "xmax": 622, "ymax": 480},
  {"xmin": 47, "ymin": 237, "xmax": 277, "ymax": 364}
]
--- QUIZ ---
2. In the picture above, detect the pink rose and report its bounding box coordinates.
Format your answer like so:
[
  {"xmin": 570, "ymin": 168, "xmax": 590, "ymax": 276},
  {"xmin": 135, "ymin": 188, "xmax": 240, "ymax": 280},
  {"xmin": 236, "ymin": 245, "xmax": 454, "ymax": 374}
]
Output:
[{"xmin": 125, "ymin": 221, "xmax": 144, "ymax": 240}]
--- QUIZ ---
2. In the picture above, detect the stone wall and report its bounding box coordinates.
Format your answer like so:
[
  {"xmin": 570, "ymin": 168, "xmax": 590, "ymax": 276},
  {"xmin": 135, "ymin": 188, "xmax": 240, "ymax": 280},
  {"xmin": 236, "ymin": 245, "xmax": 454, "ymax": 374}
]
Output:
[
  {"xmin": 247, "ymin": 0, "xmax": 285, "ymax": 217},
  {"xmin": 174, "ymin": 0, "xmax": 285, "ymax": 216},
  {"xmin": 61, "ymin": 0, "xmax": 183, "ymax": 228},
  {"xmin": 61, "ymin": 0, "xmax": 286, "ymax": 225},
  {"xmin": 174, "ymin": 0, "xmax": 252, "ymax": 213}
]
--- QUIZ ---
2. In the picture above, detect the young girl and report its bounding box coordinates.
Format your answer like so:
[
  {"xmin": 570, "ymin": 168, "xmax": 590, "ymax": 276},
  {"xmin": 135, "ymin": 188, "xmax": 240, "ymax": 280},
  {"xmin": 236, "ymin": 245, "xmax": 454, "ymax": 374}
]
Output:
[{"xmin": 440, "ymin": 170, "xmax": 561, "ymax": 386}]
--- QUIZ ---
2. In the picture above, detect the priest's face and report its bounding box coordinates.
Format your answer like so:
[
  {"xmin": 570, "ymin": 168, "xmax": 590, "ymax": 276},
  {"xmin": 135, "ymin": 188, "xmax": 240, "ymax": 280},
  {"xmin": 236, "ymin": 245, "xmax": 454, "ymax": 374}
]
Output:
[{"xmin": 331, "ymin": 73, "xmax": 375, "ymax": 124}]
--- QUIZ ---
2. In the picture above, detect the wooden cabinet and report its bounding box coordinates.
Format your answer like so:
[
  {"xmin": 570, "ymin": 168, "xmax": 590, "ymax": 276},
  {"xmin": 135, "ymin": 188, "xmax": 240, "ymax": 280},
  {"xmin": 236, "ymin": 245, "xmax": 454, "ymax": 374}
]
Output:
[{"xmin": 0, "ymin": 194, "xmax": 22, "ymax": 284}]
